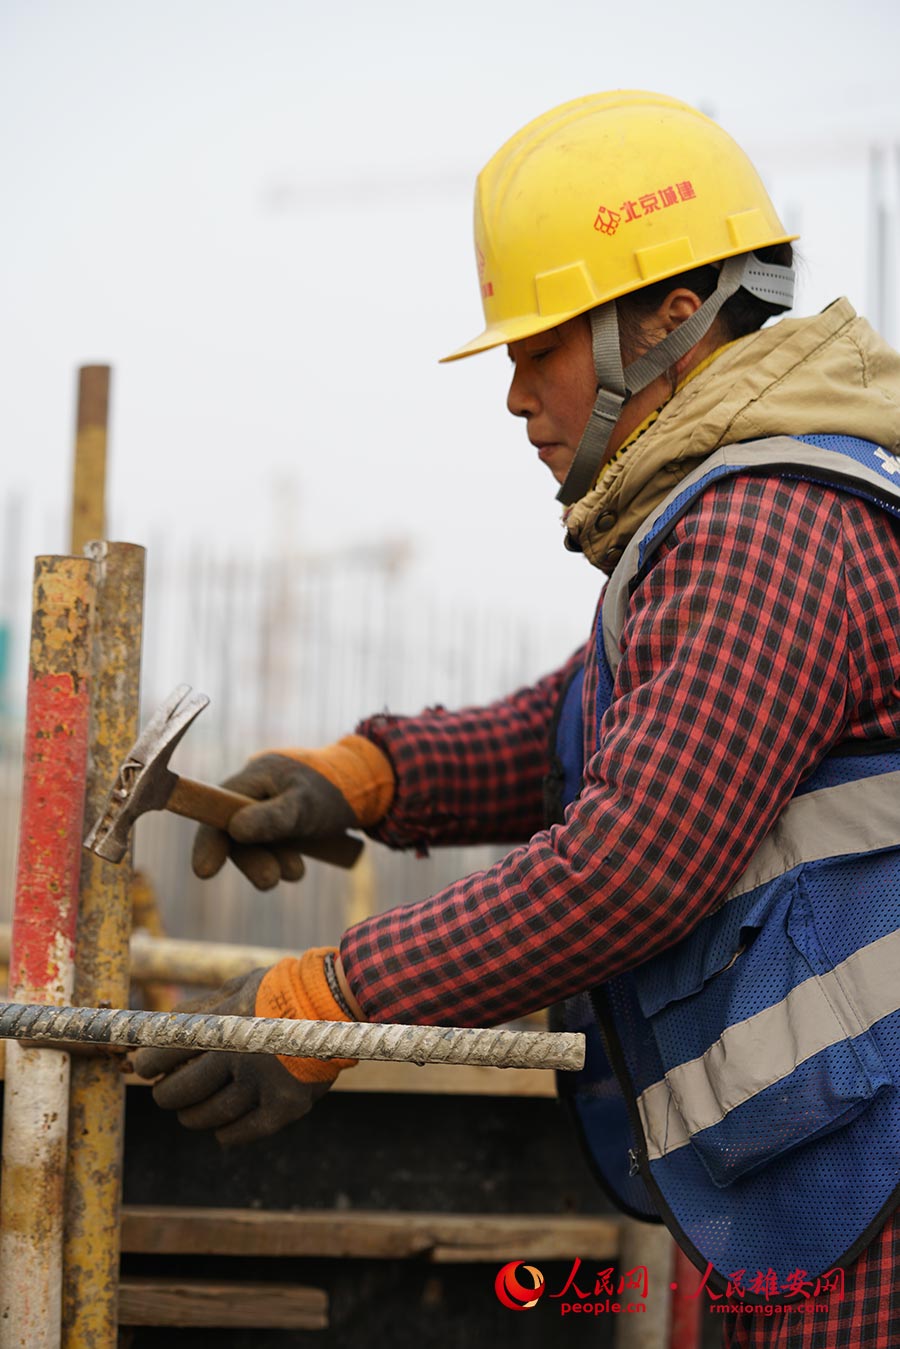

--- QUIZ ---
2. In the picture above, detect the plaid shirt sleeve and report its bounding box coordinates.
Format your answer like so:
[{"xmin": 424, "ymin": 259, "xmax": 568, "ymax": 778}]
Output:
[
  {"xmin": 354, "ymin": 644, "xmax": 588, "ymax": 850},
  {"xmin": 341, "ymin": 478, "xmax": 879, "ymax": 1027}
]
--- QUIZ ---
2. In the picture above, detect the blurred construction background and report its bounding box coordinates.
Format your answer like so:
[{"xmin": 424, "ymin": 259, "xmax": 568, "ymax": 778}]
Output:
[{"xmin": 0, "ymin": 513, "xmax": 585, "ymax": 951}]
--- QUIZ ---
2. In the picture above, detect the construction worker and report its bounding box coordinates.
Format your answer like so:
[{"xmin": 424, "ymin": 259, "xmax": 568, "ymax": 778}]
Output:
[{"xmin": 135, "ymin": 92, "xmax": 900, "ymax": 1346}]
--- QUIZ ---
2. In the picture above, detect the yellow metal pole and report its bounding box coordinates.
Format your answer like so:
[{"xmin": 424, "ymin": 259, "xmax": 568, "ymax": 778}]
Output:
[
  {"xmin": 62, "ymin": 542, "xmax": 144, "ymax": 1349},
  {"xmin": 0, "ymin": 556, "xmax": 96, "ymax": 1349},
  {"xmin": 70, "ymin": 366, "xmax": 110, "ymax": 556}
]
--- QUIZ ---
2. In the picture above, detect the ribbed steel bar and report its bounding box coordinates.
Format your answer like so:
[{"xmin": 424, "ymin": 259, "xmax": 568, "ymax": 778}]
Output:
[{"xmin": 0, "ymin": 1003, "xmax": 585, "ymax": 1073}]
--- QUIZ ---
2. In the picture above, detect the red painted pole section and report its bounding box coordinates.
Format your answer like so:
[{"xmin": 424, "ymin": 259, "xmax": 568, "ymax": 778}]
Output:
[
  {"xmin": 669, "ymin": 1244, "xmax": 704, "ymax": 1349},
  {"xmin": 0, "ymin": 555, "xmax": 96, "ymax": 1349},
  {"xmin": 10, "ymin": 556, "xmax": 95, "ymax": 996}
]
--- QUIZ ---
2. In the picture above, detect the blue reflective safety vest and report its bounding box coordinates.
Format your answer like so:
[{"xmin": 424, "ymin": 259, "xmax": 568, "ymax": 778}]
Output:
[{"xmin": 552, "ymin": 435, "xmax": 900, "ymax": 1297}]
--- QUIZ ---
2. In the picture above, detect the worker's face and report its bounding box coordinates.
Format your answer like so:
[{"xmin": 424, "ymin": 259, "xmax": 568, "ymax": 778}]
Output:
[
  {"xmin": 506, "ymin": 295, "xmax": 704, "ymax": 489},
  {"xmin": 506, "ymin": 317, "xmax": 596, "ymax": 486}
]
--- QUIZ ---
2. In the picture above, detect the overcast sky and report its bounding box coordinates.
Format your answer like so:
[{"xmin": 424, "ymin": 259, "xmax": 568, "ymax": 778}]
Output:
[{"xmin": 3, "ymin": 0, "xmax": 900, "ymax": 670}]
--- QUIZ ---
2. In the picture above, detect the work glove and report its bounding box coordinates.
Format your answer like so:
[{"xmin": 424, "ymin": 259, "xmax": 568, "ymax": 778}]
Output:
[
  {"xmin": 132, "ymin": 946, "xmax": 358, "ymax": 1146},
  {"xmin": 193, "ymin": 734, "xmax": 394, "ymax": 890}
]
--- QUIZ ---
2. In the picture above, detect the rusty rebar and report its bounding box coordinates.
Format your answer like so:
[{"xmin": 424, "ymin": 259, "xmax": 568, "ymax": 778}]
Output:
[{"xmin": 0, "ymin": 1002, "xmax": 585, "ymax": 1072}]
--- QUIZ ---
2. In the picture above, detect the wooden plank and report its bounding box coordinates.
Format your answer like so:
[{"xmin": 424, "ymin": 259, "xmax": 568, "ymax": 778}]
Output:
[
  {"xmin": 118, "ymin": 1059, "xmax": 556, "ymax": 1097},
  {"xmin": 121, "ymin": 1205, "xmax": 619, "ymax": 1262},
  {"xmin": 118, "ymin": 1277, "xmax": 328, "ymax": 1329},
  {"xmin": 333, "ymin": 1058, "xmax": 556, "ymax": 1097}
]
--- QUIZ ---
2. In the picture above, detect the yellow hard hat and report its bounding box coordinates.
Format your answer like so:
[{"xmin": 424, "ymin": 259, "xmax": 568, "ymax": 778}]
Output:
[{"xmin": 443, "ymin": 90, "xmax": 795, "ymax": 363}]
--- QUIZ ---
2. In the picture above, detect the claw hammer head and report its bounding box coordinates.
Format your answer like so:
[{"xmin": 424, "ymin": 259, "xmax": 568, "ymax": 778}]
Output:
[{"xmin": 84, "ymin": 684, "xmax": 210, "ymax": 862}]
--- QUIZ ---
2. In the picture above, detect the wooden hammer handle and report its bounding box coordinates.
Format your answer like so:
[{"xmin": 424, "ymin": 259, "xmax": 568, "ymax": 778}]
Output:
[{"xmin": 167, "ymin": 777, "xmax": 364, "ymax": 870}]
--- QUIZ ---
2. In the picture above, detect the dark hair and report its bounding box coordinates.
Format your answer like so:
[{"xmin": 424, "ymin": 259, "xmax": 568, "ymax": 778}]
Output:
[{"xmin": 616, "ymin": 242, "xmax": 794, "ymax": 358}]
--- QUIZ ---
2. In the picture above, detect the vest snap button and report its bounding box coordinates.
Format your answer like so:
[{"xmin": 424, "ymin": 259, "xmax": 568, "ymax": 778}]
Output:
[
  {"xmin": 596, "ymin": 511, "xmax": 617, "ymax": 531},
  {"xmin": 604, "ymin": 546, "xmax": 623, "ymax": 566}
]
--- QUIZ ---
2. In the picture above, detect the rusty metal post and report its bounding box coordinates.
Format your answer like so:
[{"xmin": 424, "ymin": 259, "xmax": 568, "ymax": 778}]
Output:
[
  {"xmin": 70, "ymin": 366, "xmax": 110, "ymax": 556},
  {"xmin": 0, "ymin": 556, "xmax": 96, "ymax": 1349},
  {"xmin": 62, "ymin": 542, "xmax": 144, "ymax": 1349}
]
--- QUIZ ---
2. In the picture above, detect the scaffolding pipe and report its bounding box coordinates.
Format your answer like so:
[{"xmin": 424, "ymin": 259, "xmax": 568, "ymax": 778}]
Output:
[
  {"xmin": 0, "ymin": 556, "xmax": 96, "ymax": 1349},
  {"xmin": 0, "ymin": 1002, "xmax": 585, "ymax": 1072},
  {"xmin": 127, "ymin": 929, "xmax": 290, "ymax": 987},
  {"xmin": 63, "ymin": 541, "xmax": 145, "ymax": 1349},
  {"xmin": 0, "ymin": 924, "xmax": 289, "ymax": 991},
  {"xmin": 70, "ymin": 366, "xmax": 110, "ymax": 555}
]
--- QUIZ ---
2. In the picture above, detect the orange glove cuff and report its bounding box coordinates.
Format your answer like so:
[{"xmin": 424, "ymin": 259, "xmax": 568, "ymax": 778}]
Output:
[
  {"xmin": 276, "ymin": 735, "xmax": 395, "ymax": 826},
  {"xmin": 255, "ymin": 947, "xmax": 358, "ymax": 1084}
]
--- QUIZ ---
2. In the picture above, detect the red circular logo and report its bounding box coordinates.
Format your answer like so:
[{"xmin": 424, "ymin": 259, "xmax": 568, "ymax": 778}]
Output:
[{"xmin": 494, "ymin": 1261, "xmax": 546, "ymax": 1310}]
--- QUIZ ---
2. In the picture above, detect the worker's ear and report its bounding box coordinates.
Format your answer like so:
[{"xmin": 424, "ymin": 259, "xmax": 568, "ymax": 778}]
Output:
[
  {"xmin": 653, "ymin": 288, "xmax": 709, "ymax": 379},
  {"xmin": 618, "ymin": 287, "xmax": 704, "ymax": 366},
  {"xmin": 657, "ymin": 288, "xmax": 704, "ymax": 334}
]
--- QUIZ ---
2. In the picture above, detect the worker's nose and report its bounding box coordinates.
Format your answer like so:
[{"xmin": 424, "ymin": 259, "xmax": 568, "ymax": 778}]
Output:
[{"xmin": 507, "ymin": 362, "xmax": 538, "ymax": 420}]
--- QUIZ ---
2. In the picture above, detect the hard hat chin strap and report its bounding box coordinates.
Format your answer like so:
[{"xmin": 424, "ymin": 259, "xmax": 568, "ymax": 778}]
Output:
[{"xmin": 556, "ymin": 252, "xmax": 795, "ymax": 506}]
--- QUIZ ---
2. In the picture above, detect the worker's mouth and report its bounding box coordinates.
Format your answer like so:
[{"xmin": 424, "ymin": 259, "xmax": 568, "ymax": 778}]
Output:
[{"xmin": 536, "ymin": 443, "xmax": 564, "ymax": 464}]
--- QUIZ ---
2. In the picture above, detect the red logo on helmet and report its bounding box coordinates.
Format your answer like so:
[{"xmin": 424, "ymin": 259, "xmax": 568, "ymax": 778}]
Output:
[
  {"xmin": 593, "ymin": 205, "xmax": 621, "ymax": 236},
  {"xmin": 477, "ymin": 246, "xmax": 494, "ymax": 297},
  {"xmin": 494, "ymin": 1261, "xmax": 546, "ymax": 1310}
]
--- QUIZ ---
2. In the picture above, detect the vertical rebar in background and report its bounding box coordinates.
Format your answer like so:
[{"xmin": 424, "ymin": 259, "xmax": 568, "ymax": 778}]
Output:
[
  {"xmin": 0, "ymin": 555, "xmax": 96, "ymax": 1349},
  {"xmin": 613, "ymin": 1218, "xmax": 674, "ymax": 1349},
  {"xmin": 70, "ymin": 367, "xmax": 110, "ymax": 556},
  {"xmin": 62, "ymin": 541, "xmax": 145, "ymax": 1349},
  {"xmin": 667, "ymin": 1244, "xmax": 703, "ymax": 1349},
  {"xmin": 895, "ymin": 144, "xmax": 900, "ymax": 346},
  {"xmin": 868, "ymin": 144, "xmax": 889, "ymax": 339},
  {"xmin": 0, "ymin": 494, "xmax": 25, "ymax": 943}
]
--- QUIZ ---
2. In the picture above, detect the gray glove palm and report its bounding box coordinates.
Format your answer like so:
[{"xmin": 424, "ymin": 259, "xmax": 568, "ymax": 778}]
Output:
[{"xmin": 132, "ymin": 969, "xmax": 330, "ymax": 1146}]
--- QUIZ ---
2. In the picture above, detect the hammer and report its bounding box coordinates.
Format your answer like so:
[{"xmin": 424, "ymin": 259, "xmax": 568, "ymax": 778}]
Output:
[{"xmin": 84, "ymin": 685, "xmax": 363, "ymax": 871}]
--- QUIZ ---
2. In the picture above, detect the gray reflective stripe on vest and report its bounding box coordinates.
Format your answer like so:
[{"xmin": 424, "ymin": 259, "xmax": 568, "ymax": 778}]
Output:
[
  {"xmin": 727, "ymin": 768, "xmax": 900, "ymax": 904},
  {"xmin": 600, "ymin": 435, "xmax": 900, "ymax": 677},
  {"xmin": 638, "ymin": 925, "xmax": 900, "ymax": 1163}
]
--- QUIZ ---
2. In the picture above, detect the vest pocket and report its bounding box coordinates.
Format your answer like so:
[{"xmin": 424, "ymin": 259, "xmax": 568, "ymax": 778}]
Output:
[{"xmin": 632, "ymin": 875, "xmax": 890, "ymax": 1187}]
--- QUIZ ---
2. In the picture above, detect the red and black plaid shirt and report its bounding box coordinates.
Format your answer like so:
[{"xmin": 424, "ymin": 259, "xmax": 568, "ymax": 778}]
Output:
[{"xmin": 340, "ymin": 476, "xmax": 900, "ymax": 1346}]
